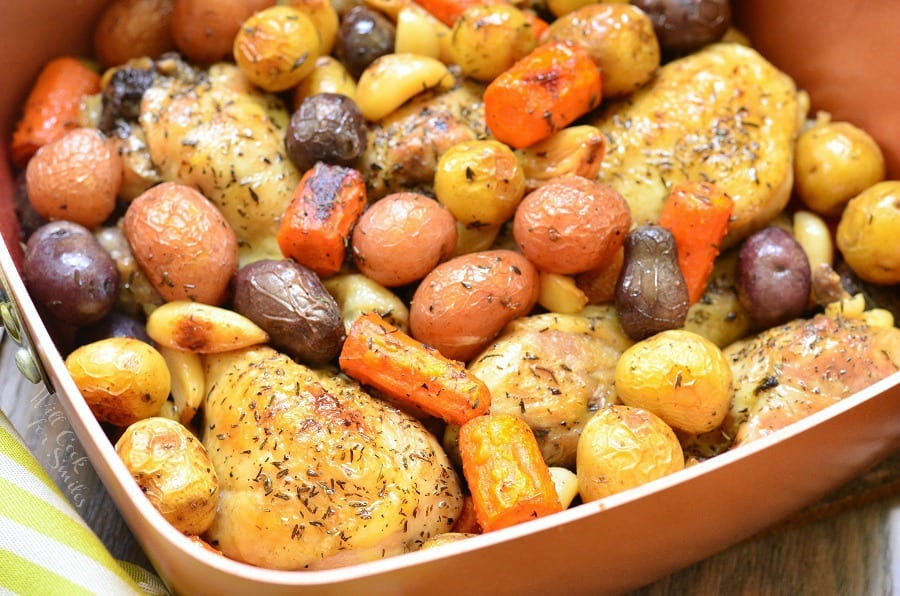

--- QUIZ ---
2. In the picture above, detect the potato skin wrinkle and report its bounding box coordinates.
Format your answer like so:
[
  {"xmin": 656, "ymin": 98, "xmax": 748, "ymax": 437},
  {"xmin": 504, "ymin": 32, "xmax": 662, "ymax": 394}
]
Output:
[{"xmin": 410, "ymin": 249, "xmax": 540, "ymax": 362}]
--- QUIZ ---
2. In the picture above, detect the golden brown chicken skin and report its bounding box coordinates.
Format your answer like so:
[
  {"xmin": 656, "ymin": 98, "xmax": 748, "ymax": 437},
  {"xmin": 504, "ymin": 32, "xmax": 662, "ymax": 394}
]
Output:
[
  {"xmin": 723, "ymin": 308, "xmax": 900, "ymax": 448},
  {"xmin": 202, "ymin": 346, "xmax": 462, "ymax": 570}
]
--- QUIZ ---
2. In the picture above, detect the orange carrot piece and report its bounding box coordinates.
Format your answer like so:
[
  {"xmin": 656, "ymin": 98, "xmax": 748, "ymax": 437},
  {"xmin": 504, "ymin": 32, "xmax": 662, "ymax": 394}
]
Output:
[
  {"xmin": 338, "ymin": 311, "xmax": 491, "ymax": 426},
  {"xmin": 659, "ymin": 181, "xmax": 735, "ymax": 305},
  {"xmin": 277, "ymin": 162, "xmax": 367, "ymax": 277},
  {"xmin": 458, "ymin": 413, "xmax": 562, "ymax": 532},
  {"xmin": 484, "ymin": 40, "xmax": 602, "ymax": 149},
  {"xmin": 10, "ymin": 57, "xmax": 101, "ymax": 168},
  {"xmin": 416, "ymin": 0, "xmax": 497, "ymax": 26}
]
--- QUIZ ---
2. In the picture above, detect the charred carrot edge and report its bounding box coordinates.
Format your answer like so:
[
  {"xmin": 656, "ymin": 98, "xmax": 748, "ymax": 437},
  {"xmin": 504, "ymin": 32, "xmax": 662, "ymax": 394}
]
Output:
[
  {"xmin": 483, "ymin": 39, "xmax": 602, "ymax": 149},
  {"xmin": 458, "ymin": 413, "xmax": 562, "ymax": 532},
  {"xmin": 659, "ymin": 181, "xmax": 735, "ymax": 305},
  {"xmin": 10, "ymin": 56, "xmax": 101, "ymax": 168},
  {"xmin": 277, "ymin": 162, "xmax": 367, "ymax": 277},
  {"xmin": 338, "ymin": 311, "xmax": 491, "ymax": 426}
]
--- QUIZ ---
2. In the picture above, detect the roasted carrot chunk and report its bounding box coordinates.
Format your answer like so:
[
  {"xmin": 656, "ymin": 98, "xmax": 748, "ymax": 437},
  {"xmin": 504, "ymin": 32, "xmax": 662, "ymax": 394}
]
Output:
[
  {"xmin": 458, "ymin": 413, "xmax": 562, "ymax": 532},
  {"xmin": 484, "ymin": 40, "xmax": 602, "ymax": 149},
  {"xmin": 659, "ymin": 181, "xmax": 735, "ymax": 305},
  {"xmin": 415, "ymin": 0, "xmax": 498, "ymax": 26},
  {"xmin": 338, "ymin": 311, "xmax": 491, "ymax": 426},
  {"xmin": 10, "ymin": 56, "xmax": 101, "ymax": 168},
  {"xmin": 277, "ymin": 162, "xmax": 367, "ymax": 277}
]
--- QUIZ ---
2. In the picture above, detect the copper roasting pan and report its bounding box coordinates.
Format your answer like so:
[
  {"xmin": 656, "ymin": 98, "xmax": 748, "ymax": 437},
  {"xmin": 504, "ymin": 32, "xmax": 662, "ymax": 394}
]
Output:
[{"xmin": 1, "ymin": 2, "xmax": 898, "ymax": 594}]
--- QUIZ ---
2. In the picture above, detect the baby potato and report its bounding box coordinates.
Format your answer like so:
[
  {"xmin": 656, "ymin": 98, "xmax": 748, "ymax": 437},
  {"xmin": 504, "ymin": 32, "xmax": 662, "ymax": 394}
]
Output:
[
  {"xmin": 449, "ymin": 4, "xmax": 538, "ymax": 82},
  {"xmin": 352, "ymin": 193, "xmax": 458, "ymax": 287},
  {"xmin": 410, "ymin": 249, "xmax": 540, "ymax": 362},
  {"xmin": 574, "ymin": 245, "xmax": 623, "ymax": 305},
  {"xmin": 544, "ymin": 3, "xmax": 660, "ymax": 97},
  {"xmin": 65, "ymin": 337, "xmax": 171, "ymax": 427},
  {"xmin": 116, "ymin": 417, "xmax": 219, "ymax": 535},
  {"xmin": 615, "ymin": 330, "xmax": 733, "ymax": 434},
  {"xmin": 25, "ymin": 128, "xmax": 122, "ymax": 230},
  {"xmin": 513, "ymin": 175, "xmax": 631, "ymax": 275},
  {"xmin": 286, "ymin": 0, "xmax": 338, "ymax": 55},
  {"xmin": 123, "ymin": 182, "xmax": 239, "ymax": 306},
  {"xmin": 171, "ymin": 0, "xmax": 276, "ymax": 64},
  {"xmin": 836, "ymin": 181, "xmax": 900, "ymax": 285},
  {"xmin": 736, "ymin": 226, "xmax": 811, "ymax": 328},
  {"xmin": 577, "ymin": 405, "xmax": 684, "ymax": 502},
  {"xmin": 93, "ymin": 0, "xmax": 175, "ymax": 67},
  {"xmin": 794, "ymin": 118, "xmax": 886, "ymax": 217},
  {"xmin": 434, "ymin": 140, "xmax": 526, "ymax": 227},
  {"xmin": 233, "ymin": 5, "xmax": 321, "ymax": 92},
  {"xmin": 454, "ymin": 222, "xmax": 503, "ymax": 256},
  {"xmin": 291, "ymin": 56, "xmax": 357, "ymax": 109},
  {"xmin": 232, "ymin": 259, "xmax": 344, "ymax": 365}
]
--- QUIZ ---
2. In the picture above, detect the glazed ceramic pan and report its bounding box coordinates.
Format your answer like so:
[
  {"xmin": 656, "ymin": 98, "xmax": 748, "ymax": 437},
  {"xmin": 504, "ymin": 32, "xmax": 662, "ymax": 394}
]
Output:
[{"xmin": 1, "ymin": 2, "xmax": 899, "ymax": 594}]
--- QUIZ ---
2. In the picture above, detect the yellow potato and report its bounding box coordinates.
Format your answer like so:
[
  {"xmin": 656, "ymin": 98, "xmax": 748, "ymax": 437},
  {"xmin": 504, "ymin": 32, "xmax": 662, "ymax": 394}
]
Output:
[
  {"xmin": 434, "ymin": 139, "xmax": 526, "ymax": 226},
  {"xmin": 577, "ymin": 405, "xmax": 684, "ymax": 502},
  {"xmin": 291, "ymin": 56, "xmax": 357, "ymax": 109},
  {"xmin": 449, "ymin": 4, "xmax": 537, "ymax": 82},
  {"xmin": 233, "ymin": 6, "xmax": 321, "ymax": 92},
  {"xmin": 544, "ymin": 3, "xmax": 660, "ymax": 97},
  {"xmin": 794, "ymin": 118, "xmax": 885, "ymax": 217},
  {"xmin": 65, "ymin": 337, "xmax": 171, "ymax": 427},
  {"xmin": 615, "ymin": 329, "xmax": 734, "ymax": 434},
  {"xmin": 116, "ymin": 417, "xmax": 218, "ymax": 535},
  {"xmin": 836, "ymin": 181, "xmax": 900, "ymax": 284}
]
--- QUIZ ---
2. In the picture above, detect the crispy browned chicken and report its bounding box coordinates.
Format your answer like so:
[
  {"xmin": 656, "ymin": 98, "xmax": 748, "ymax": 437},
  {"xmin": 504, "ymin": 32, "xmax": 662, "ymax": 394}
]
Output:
[
  {"xmin": 722, "ymin": 301, "xmax": 900, "ymax": 448},
  {"xmin": 202, "ymin": 346, "xmax": 463, "ymax": 570},
  {"xmin": 360, "ymin": 81, "xmax": 489, "ymax": 200}
]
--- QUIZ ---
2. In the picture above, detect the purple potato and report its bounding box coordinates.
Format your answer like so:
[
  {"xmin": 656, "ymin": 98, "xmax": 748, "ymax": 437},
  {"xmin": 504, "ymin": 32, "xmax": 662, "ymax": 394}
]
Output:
[
  {"xmin": 232, "ymin": 259, "xmax": 345, "ymax": 365},
  {"xmin": 24, "ymin": 221, "xmax": 119, "ymax": 326},
  {"xmin": 615, "ymin": 224, "xmax": 690, "ymax": 340},
  {"xmin": 736, "ymin": 226, "xmax": 811, "ymax": 328},
  {"xmin": 632, "ymin": 0, "xmax": 731, "ymax": 56},
  {"xmin": 286, "ymin": 93, "xmax": 368, "ymax": 172}
]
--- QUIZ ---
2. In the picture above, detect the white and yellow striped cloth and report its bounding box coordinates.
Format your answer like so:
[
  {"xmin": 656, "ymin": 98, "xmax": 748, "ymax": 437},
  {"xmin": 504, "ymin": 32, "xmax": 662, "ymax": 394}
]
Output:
[{"xmin": 0, "ymin": 412, "xmax": 169, "ymax": 595}]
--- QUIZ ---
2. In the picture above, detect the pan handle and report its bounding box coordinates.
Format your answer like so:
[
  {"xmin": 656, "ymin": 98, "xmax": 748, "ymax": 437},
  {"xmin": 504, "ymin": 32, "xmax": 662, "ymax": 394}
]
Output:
[{"xmin": 0, "ymin": 251, "xmax": 51, "ymax": 388}]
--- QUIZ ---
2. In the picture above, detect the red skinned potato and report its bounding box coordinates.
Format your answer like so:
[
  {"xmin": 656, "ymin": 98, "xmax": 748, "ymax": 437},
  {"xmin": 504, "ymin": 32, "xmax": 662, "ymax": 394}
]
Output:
[
  {"xmin": 93, "ymin": 0, "xmax": 175, "ymax": 68},
  {"xmin": 410, "ymin": 249, "xmax": 539, "ymax": 362},
  {"xmin": 352, "ymin": 192, "xmax": 457, "ymax": 287},
  {"xmin": 513, "ymin": 175, "xmax": 630, "ymax": 275},
  {"xmin": 123, "ymin": 182, "xmax": 239, "ymax": 305},
  {"xmin": 171, "ymin": 0, "xmax": 276, "ymax": 64},
  {"xmin": 25, "ymin": 128, "xmax": 122, "ymax": 230}
]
